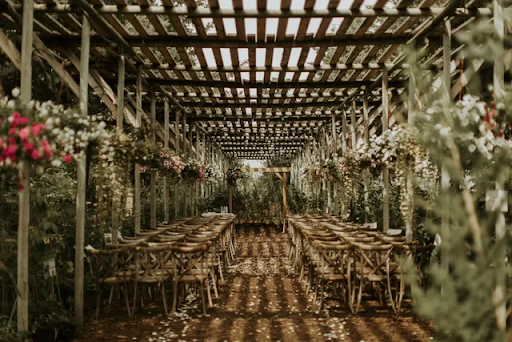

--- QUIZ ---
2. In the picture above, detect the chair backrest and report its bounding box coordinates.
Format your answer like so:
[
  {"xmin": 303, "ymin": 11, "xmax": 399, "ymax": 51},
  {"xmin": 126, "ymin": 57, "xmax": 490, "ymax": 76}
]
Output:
[
  {"xmin": 170, "ymin": 242, "xmax": 211, "ymax": 281},
  {"xmin": 133, "ymin": 245, "xmax": 169, "ymax": 281},
  {"xmin": 89, "ymin": 248, "xmax": 126, "ymax": 283}
]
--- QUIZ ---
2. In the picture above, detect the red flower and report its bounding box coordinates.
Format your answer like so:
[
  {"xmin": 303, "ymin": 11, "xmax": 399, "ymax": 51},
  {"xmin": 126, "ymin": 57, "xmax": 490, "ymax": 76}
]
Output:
[
  {"xmin": 4, "ymin": 144, "xmax": 17, "ymax": 158},
  {"xmin": 8, "ymin": 137, "xmax": 15, "ymax": 144},
  {"xmin": 19, "ymin": 127, "xmax": 29, "ymax": 141},
  {"xmin": 18, "ymin": 117, "xmax": 29, "ymax": 126},
  {"xmin": 31, "ymin": 123, "xmax": 45, "ymax": 136},
  {"xmin": 62, "ymin": 155, "xmax": 73, "ymax": 163},
  {"xmin": 498, "ymin": 132, "xmax": 504, "ymax": 138},
  {"xmin": 30, "ymin": 149, "xmax": 41, "ymax": 160},
  {"xmin": 483, "ymin": 114, "xmax": 490, "ymax": 122},
  {"xmin": 8, "ymin": 127, "xmax": 17, "ymax": 136},
  {"xmin": 23, "ymin": 142, "xmax": 34, "ymax": 152}
]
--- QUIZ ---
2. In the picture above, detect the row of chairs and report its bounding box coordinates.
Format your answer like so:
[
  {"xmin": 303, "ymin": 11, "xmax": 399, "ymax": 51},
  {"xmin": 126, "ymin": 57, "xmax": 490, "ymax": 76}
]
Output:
[
  {"xmin": 88, "ymin": 215, "xmax": 236, "ymax": 317},
  {"xmin": 287, "ymin": 214, "xmax": 433, "ymax": 313}
]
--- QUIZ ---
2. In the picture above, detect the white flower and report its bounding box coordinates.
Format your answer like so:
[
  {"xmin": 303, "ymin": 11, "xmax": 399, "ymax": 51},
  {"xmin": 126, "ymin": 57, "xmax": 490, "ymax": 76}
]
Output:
[{"xmin": 11, "ymin": 88, "xmax": 20, "ymax": 97}]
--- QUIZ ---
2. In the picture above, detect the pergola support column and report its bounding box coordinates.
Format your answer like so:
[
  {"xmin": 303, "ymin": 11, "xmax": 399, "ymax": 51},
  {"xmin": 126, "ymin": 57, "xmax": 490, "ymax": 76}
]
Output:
[
  {"xmin": 17, "ymin": 0, "xmax": 33, "ymax": 338},
  {"xmin": 134, "ymin": 66, "xmax": 142, "ymax": 233},
  {"xmin": 382, "ymin": 66, "xmax": 390, "ymax": 233},
  {"xmin": 174, "ymin": 111, "xmax": 181, "ymax": 218},
  {"xmin": 362, "ymin": 99, "xmax": 370, "ymax": 223},
  {"xmin": 74, "ymin": 14, "xmax": 90, "ymax": 336},
  {"xmin": 441, "ymin": 18, "xmax": 451, "ymax": 279},
  {"xmin": 150, "ymin": 90, "xmax": 157, "ymax": 229},
  {"xmin": 405, "ymin": 51, "xmax": 416, "ymax": 243},
  {"xmin": 163, "ymin": 100, "xmax": 170, "ymax": 222},
  {"xmin": 494, "ymin": 0, "xmax": 507, "ymax": 332}
]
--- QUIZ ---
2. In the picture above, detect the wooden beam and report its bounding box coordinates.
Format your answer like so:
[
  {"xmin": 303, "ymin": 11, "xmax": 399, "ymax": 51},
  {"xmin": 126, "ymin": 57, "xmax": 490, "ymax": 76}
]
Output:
[
  {"xmin": 189, "ymin": 115, "xmax": 334, "ymax": 122},
  {"xmin": 116, "ymin": 78, "xmax": 405, "ymax": 89},
  {"xmin": 9, "ymin": 4, "xmax": 491, "ymax": 18},
  {"xmin": 137, "ymin": 62, "xmax": 406, "ymax": 72},
  {"xmin": 44, "ymin": 35, "xmax": 423, "ymax": 49}
]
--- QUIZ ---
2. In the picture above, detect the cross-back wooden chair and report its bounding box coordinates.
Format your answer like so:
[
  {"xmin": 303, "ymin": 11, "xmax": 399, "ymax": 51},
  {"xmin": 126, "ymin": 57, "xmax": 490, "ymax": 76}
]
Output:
[
  {"xmin": 169, "ymin": 242, "xmax": 212, "ymax": 314},
  {"xmin": 88, "ymin": 247, "xmax": 132, "ymax": 318},
  {"xmin": 132, "ymin": 245, "xmax": 170, "ymax": 315},
  {"xmin": 351, "ymin": 242, "xmax": 395, "ymax": 313}
]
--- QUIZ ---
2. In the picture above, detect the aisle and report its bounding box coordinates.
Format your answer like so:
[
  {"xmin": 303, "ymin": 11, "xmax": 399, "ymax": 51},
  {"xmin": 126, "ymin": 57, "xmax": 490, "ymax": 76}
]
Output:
[{"xmin": 79, "ymin": 225, "xmax": 433, "ymax": 342}]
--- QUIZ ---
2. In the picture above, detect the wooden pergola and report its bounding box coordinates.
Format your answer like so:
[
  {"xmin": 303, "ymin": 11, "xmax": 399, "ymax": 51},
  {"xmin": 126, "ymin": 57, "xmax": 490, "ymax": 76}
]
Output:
[{"xmin": 0, "ymin": 0, "xmax": 501, "ymax": 338}]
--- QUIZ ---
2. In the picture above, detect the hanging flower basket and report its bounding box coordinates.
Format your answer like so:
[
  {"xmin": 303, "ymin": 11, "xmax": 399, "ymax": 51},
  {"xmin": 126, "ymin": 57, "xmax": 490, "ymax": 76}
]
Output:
[
  {"xmin": 226, "ymin": 168, "xmax": 246, "ymax": 186},
  {"xmin": 202, "ymin": 163, "xmax": 223, "ymax": 185},
  {"xmin": 181, "ymin": 158, "xmax": 204, "ymax": 183},
  {"xmin": 0, "ymin": 89, "xmax": 110, "ymax": 189}
]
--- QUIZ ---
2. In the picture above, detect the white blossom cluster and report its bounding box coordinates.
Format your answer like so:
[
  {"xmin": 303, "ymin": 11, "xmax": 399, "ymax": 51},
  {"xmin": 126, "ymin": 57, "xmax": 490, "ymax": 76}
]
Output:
[{"xmin": 202, "ymin": 163, "xmax": 223, "ymax": 185}]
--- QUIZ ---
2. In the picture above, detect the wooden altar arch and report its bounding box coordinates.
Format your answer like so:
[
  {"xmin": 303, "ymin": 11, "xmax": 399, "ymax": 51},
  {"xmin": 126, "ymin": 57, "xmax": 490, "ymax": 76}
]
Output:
[{"xmin": 224, "ymin": 167, "xmax": 291, "ymax": 232}]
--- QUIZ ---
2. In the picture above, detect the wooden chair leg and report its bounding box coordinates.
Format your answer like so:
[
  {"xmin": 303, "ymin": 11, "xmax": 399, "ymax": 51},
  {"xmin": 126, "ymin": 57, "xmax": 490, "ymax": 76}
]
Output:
[
  {"xmin": 161, "ymin": 282, "xmax": 168, "ymax": 315},
  {"xmin": 199, "ymin": 282, "xmax": 207, "ymax": 314},
  {"xmin": 95, "ymin": 286, "xmax": 103, "ymax": 319},
  {"xmin": 206, "ymin": 276, "xmax": 213, "ymax": 307},
  {"xmin": 171, "ymin": 281, "xmax": 178, "ymax": 313},
  {"xmin": 123, "ymin": 282, "xmax": 132, "ymax": 317},
  {"xmin": 210, "ymin": 271, "xmax": 219, "ymax": 298}
]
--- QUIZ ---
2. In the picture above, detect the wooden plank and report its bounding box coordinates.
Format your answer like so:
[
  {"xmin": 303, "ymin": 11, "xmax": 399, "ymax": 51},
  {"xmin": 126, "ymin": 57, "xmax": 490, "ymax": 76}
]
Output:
[{"xmin": 223, "ymin": 167, "xmax": 291, "ymax": 173}]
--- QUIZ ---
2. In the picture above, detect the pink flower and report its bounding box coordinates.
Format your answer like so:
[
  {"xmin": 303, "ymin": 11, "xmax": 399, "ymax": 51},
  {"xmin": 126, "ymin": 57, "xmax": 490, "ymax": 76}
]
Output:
[
  {"xmin": 31, "ymin": 123, "xmax": 45, "ymax": 136},
  {"xmin": 4, "ymin": 144, "xmax": 17, "ymax": 158},
  {"xmin": 23, "ymin": 142, "xmax": 34, "ymax": 152},
  {"xmin": 8, "ymin": 137, "xmax": 15, "ymax": 144},
  {"xmin": 18, "ymin": 117, "xmax": 29, "ymax": 126},
  {"xmin": 19, "ymin": 127, "xmax": 29, "ymax": 141},
  {"xmin": 62, "ymin": 155, "xmax": 73, "ymax": 163},
  {"xmin": 30, "ymin": 149, "xmax": 41, "ymax": 160},
  {"xmin": 8, "ymin": 127, "xmax": 17, "ymax": 136}
]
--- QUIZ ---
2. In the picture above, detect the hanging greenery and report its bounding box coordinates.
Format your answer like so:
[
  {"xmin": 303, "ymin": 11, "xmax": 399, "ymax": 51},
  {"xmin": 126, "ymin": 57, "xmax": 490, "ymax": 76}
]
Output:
[{"xmin": 181, "ymin": 158, "xmax": 205, "ymax": 183}]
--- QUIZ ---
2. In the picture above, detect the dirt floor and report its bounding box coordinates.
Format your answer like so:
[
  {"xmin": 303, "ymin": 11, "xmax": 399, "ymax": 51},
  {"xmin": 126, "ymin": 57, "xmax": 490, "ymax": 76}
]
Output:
[{"xmin": 76, "ymin": 224, "xmax": 434, "ymax": 342}]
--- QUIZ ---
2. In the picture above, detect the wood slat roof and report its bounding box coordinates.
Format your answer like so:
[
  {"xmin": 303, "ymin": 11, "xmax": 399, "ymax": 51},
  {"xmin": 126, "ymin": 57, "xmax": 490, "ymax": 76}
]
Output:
[{"xmin": 0, "ymin": 0, "xmax": 489, "ymax": 159}]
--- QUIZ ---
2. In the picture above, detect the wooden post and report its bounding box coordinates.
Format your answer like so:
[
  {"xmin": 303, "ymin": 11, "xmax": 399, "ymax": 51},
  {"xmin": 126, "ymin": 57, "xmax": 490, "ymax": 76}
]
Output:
[
  {"xmin": 382, "ymin": 66, "xmax": 390, "ymax": 233},
  {"xmin": 494, "ymin": 0, "xmax": 507, "ymax": 332},
  {"xmin": 174, "ymin": 111, "xmax": 181, "ymax": 218},
  {"xmin": 195, "ymin": 127, "xmax": 200, "ymax": 215},
  {"xmin": 188, "ymin": 123, "xmax": 193, "ymax": 216},
  {"xmin": 183, "ymin": 114, "xmax": 188, "ymax": 216},
  {"xmin": 228, "ymin": 185, "xmax": 233, "ymax": 213},
  {"xmin": 406, "ymin": 52, "xmax": 416, "ymax": 243},
  {"xmin": 282, "ymin": 173, "xmax": 288, "ymax": 232},
  {"xmin": 362, "ymin": 99, "xmax": 370, "ymax": 223},
  {"xmin": 163, "ymin": 100, "xmax": 169, "ymax": 222},
  {"xmin": 441, "ymin": 19, "xmax": 451, "ymax": 277},
  {"xmin": 351, "ymin": 101, "xmax": 357, "ymax": 148},
  {"xmin": 150, "ymin": 90, "xmax": 157, "ymax": 228},
  {"xmin": 74, "ymin": 14, "xmax": 89, "ymax": 336},
  {"xmin": 112, "ymin": 50, "xmax": 125, "ymax": 245},
  {"xmin": 17, "ymin": 0, "xmax": 33, "ymax": 337},
  {"xmin": 134, "ymin": 66, "xmax": 142, "ymax": 233},
  {"xmin": 116, "ymin": 52, "xmax": 125, "ymax": 130},
  {"xmin": 341, "ymin": 110, "xmax": 348, "ymax": 217}
]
